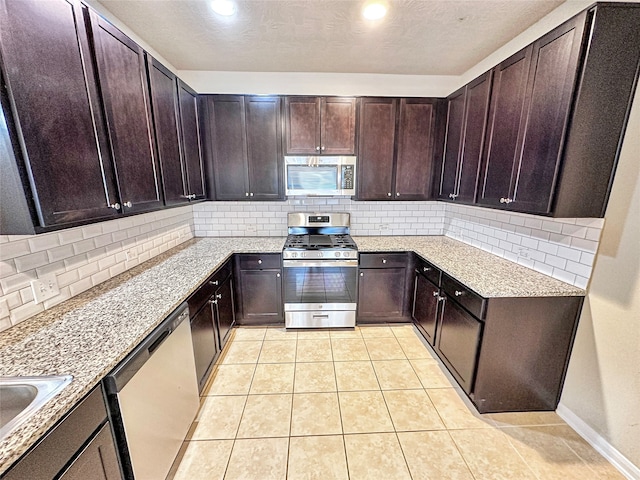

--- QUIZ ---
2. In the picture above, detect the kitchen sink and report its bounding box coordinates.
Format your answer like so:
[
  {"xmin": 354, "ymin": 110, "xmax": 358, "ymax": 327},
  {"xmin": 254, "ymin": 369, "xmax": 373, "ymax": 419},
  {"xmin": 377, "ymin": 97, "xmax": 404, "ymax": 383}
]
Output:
[{"xmin": 0, "ymin": 375, "xmax": 72, "ymax": 441}]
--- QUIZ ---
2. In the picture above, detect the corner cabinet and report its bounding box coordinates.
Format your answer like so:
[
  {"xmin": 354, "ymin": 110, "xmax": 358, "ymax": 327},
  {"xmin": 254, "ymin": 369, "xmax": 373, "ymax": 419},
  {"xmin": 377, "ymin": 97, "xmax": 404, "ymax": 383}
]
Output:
[
  {"xmin": 357, "ymin": 98, "xmax": 438, "ymax": 200},
  {"xmin": 284, "ymin": 96, "xmax": 357, "ymax": 155},
  {"xmin": 204, "ymin": 95, "xmax": 284, "ymax": 200}
]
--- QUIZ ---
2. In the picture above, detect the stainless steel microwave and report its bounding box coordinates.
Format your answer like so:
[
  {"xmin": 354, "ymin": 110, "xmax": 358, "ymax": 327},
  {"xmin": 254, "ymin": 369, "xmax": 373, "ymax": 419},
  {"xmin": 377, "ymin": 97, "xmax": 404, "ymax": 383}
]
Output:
[{"xmin": 284, "ymin": 156, "xmax": 356, "ymax": 196}]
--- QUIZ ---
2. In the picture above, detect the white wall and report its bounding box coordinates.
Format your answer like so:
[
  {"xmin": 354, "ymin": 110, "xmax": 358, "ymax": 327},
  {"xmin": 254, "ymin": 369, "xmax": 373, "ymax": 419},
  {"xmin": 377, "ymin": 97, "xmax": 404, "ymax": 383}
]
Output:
[{"xmin": 558, "ymin": 85, "xmax": 640, "ymax": 475}]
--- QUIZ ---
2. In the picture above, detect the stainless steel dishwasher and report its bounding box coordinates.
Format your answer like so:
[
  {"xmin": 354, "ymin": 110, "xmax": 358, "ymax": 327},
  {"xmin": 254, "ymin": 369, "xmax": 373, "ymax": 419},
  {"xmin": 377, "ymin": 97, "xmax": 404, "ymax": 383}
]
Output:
[{"xmin": 104, "ymin": 304, "xmax": 199, "ymax": 480}]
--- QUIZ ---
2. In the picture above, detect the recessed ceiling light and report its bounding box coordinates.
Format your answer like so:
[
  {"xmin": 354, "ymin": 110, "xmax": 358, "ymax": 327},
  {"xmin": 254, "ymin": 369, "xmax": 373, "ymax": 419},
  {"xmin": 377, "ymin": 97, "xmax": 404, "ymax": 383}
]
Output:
[
  {"xmin": 211, "ymin": 0, "xmax": 236, "ymax": 16},
  {"xmin": 362, "ymin": 1, "xmax": 387, "ymax": 20}
]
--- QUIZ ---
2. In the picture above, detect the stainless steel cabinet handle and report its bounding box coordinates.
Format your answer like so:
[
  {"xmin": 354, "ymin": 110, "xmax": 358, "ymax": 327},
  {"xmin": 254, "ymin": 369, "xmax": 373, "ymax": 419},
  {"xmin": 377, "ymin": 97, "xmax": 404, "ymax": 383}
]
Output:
[
  {"xmin": 455, "ymin": 290, "xmax": 464, "ymax": 296},
  {"xmin": 123, "ymin": 201, "xmax": 132, "ymax": 208},
  {"xmin": 109, "ymin": 203, "xmax": 120, "ymax": 210},
  {"xmin": 209, "ymin": 280, "xmax": 219, "ymax": 286}
]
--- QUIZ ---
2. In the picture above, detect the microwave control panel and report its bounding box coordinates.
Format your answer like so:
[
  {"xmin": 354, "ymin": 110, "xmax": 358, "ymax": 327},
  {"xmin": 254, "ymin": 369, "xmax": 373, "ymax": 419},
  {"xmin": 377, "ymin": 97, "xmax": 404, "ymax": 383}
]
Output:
[{"xmin": 341, "ymin": 165, "xmax": 354, "ymax": 189}]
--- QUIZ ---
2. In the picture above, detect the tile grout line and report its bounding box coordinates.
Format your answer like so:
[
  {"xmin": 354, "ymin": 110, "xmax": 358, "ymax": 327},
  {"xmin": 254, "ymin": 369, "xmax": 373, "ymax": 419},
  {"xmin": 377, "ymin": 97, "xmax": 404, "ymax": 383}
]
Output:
[{"xmin": 329, "ymin": 331, "xmax": 353, "ymax": 480}]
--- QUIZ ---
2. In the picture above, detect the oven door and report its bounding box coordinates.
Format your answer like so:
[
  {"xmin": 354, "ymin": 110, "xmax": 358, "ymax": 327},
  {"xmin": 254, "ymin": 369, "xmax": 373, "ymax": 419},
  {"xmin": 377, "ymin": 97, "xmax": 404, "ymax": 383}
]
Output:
[{"xmin": 282, "ymin": 259, "xmax": 358, "ymax": 327}]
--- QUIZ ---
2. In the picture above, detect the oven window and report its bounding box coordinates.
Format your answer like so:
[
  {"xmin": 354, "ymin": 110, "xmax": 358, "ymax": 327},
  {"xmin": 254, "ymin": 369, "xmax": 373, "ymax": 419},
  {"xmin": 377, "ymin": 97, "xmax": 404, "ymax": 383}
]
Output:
[
  {"xmin": 283, "ymin": 266, "xmax": 357, "ymax": 304},
  {"xmin": 287, "ymin": 165, "xmax": 338, "ymax": 191}
]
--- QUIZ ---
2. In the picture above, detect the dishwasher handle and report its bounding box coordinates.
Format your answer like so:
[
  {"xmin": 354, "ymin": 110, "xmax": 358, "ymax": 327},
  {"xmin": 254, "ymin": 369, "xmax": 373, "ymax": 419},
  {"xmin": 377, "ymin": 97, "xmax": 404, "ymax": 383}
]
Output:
[{"xmin": 104, "ymin": 304, "xmax": 189, "ymax": 394}]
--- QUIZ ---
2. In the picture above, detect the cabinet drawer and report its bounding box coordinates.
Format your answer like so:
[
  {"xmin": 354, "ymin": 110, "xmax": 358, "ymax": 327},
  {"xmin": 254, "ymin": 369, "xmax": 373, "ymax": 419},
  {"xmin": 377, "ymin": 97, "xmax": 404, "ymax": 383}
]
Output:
[
  {"xmin": 359, "ymin": 253, "xmax": 408, "ymax": 268},
  {"xmin": 188, "ymin": 260, "xmax": 232, "ymax": 317},
  {"xmin": 238, "ymin": 253, "xmax": 281, "ymax": 270},
  {"xmin": 441, "ymin": 275, "xmax": 486, "ymax": 319},
  {"xmin": 415, "ymin": 256, "xmax": 441, "ymax": 286}
]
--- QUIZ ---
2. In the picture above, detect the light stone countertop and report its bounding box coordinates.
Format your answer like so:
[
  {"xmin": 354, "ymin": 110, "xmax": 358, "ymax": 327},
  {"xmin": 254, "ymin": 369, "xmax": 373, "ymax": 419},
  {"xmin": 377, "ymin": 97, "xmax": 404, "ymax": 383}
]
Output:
[{"xmin": 0, "ymin": 234, "xmax": 584, "ymax": 474}]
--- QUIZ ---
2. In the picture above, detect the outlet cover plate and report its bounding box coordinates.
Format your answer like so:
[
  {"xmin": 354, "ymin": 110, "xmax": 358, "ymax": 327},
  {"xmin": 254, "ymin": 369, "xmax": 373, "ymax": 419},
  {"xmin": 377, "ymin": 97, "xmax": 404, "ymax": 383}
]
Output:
[{"xmin": 31, "ymin": 274, "xmax": 60, "ymax": 304}]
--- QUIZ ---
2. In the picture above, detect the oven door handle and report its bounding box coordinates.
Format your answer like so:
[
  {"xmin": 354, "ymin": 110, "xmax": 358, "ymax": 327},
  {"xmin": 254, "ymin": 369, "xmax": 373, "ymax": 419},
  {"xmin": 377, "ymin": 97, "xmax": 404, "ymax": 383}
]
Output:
[{"xmin": 282, "ymin": 259, "xmax": 359, "ymax": 268}]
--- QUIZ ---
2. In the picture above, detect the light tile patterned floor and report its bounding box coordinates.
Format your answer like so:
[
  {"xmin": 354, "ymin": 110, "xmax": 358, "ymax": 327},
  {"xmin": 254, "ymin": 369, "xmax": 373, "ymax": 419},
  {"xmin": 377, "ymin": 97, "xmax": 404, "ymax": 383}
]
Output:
[{"xmin": 169, "ymin": 325, "xmax": 624, "ymax": 480}]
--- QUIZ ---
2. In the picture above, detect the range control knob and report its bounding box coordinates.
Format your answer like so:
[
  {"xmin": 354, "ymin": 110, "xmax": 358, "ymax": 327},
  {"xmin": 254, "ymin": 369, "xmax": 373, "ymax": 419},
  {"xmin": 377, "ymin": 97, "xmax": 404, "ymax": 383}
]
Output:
[
  {"xmin": 335, "ymin": 252, "xmax": 340, "ymax": 257},
  {"xmin": 291, "ymin": 252, "xmax": 297, "ymax": 258}
]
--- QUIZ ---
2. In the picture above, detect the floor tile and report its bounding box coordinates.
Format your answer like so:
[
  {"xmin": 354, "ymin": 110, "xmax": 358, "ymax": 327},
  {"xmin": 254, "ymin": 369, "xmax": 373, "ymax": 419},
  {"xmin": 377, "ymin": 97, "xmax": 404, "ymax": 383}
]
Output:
[
  {"xmin": 287, "ymin": 435, "xmax": 349, "ymax": 480},
  {"xmin": 291, "ymin": 392, "xmax": 342, "ymax": 436},
  {"xmin": 389, "ymin": 324, "xmax": 418, "ymax": 338},
  {"xmin": 294, "ymin": 362, "xmax": 336, "ymax": 393},
  {"xmin": 233, "ymin": 327, "xmax": 267, "ymax": 341},
  {"xmin": 172, "ymin": 440, "xmax": 233, "ymax": 480},
  {"xmin": 365, "ymin": 337, "xmax": 407, "ymax": 360},
  {"xmin": 410, "ymin": 359, "xmax": 453, "ymax": 388},
  {"xmin": 190, "ymin": 396, "xmax": 246, "ymax": 440},
  {"xmin": 334, "ymin": 361, "xmax": 380, "ymax": 391},
  {"xmin": 396, "ymin": 336, "xmax": 433, "ymax": 359},
  {"xmin": 339, "ymin": 391, "xmax": 395, "ymax": 434},
  {"xmin": 237, "ymin": 394, "xmax": 292, "ymax": 438},
  {"xmin": 372, "ymin": 360, "xmax": 423, "ymax": 389},
  {"xmin": 295, "ymin": 338, "xmax": 333, "ymax": 362},
  {"xmin": 427, "ymin": 388, "xmax": 494, "ymax": 429},
  {"xmin": 344, "ymin": 433, "xmax": 412, "ymax": 480},
  {"xmin": 264, "ymin": 327, "xmax": 297, "ymax": 341},
  {"xmin": 258, "ymin": 340, "xmax": 296, "ymax": 363},
  {"xmin": 331, "ymin": 338, "xmax": 370, "ymax": 361},
  {"xmin": 249, "ymin": 363, "xmax": 295, "ymax": 394},
  {"xmin": 224, "ymin": 437, "xmax": 289, "ymax": 480},
  {"xmin": 205, "ymin": 364, "xmax": 256, "ymax": 395},
  {"xmin": 383, "ymin": 389, "xmax": 445, "ymax": 431},
  {"xmin": 221, "ymin": 340, "xmax": 263, "ymax": 364},
  {"xmin": 296, "ymin": 329, "xmax": 331, "ymax": 339},
  {"xmin": 489, "ymin": 411, "xmax": 567, "ymax": 428},
  {"xmin": 505, "ymin": 425, "xmax": 625, "ymax": 479},
  {"xmin": 398, "ymin": 431, "xmax": 474, "ymax": 480},
  {"xmin": 360, "ymin": 326, "xmax": 395, "ymax": 338},
  {"xmin": 450, "ymin": 428, "xmax": 537, "ymax": 480},
  {"xmin": 329, "ymin": 327, "xmax": 362, "ymax": 338}
]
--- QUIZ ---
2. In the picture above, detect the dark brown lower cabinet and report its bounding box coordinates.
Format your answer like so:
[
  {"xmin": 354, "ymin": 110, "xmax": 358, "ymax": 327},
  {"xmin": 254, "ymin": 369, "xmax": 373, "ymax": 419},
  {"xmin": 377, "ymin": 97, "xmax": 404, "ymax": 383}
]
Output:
[
  {"xmin": 357, "ymin": 253, "xmax": 412, "ymax": 323},
  {"xmin": 411, "ymin": 270, "xmax": 440, "ymax": 345},
  {"xmin": 189, "ymin": 300, "xmax": 219, "ymax": 392},
  {"xmin": 213, "ymin": 274, "xmax": 235, "ymax": 349},
  {"xmin": 235, "ymin": 254, "xmax": 283, "ymax": 325},
  {"xmin": 435, "ymin": 295, "xmax": 483, "ymax": 393},
  {"xmin": 2, "ymin": 385, "xmax": 122, "ymax": 480}
]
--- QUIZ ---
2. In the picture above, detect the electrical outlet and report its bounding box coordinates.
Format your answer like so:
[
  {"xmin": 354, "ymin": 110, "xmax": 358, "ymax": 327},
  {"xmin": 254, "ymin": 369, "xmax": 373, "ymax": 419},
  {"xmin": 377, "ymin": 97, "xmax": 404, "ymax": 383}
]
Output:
[
  {"xmin": 126, "ymin": 249, "xmax": 138, "ymax": 261},
  {"xmin": 0, "ymin": 299, "xmax": 9, "ymax": 318},
  {"xmin": 379, "ymin": 223, "xmax": 390, "ymax": 232},
  {"xmin": 246, "ymin": 224, "xmax": 257, "ymax": 234},
  {"xmin": 517, "ymin": 248, "xmax": 531, "ymax": 259},
  {"xmin": 30, "ymin": 274, "xmax": 60, "ymax": 304}
]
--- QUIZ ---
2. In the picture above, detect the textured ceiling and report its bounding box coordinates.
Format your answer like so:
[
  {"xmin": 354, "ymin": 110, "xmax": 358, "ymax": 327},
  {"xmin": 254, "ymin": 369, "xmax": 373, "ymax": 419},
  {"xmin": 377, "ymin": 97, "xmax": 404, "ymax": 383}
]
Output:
[{"xmin": 96, "ymin": 0, "xmax": 566, "ymax": 75}]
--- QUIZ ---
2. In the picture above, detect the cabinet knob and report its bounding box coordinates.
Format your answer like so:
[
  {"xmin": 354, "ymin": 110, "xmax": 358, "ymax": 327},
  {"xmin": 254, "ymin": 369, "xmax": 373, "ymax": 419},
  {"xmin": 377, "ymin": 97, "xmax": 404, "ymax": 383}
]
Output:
[
  {"xmin": 321, "ymin": 145, "xmax": 325, "ymax": 151},
  {"xmin": 449, "ymin": 193, "xmax": 454, "ymax": 199},
  {"xmin": 258, "ymin": 259, "xmax": 262, "ymax": 264},
  {"xmin": 454, "ymin": 290, "xmax": 464, "ymax": 296},
  {"xmin": 316, "ymin": 146, "xmax": 321, "ymax": 151},
  {"xmin": 382, "ymin": 259, "xmax": 387, "ymax": 264},
  {"xmin": 437, "ymin": 295, "xmax": 446, "ymax": 302},
  {"xmin": 189, "ymin": 194, "xmax": 196, "ymax": 200},
  {"xmin": 432, "ymin": 291, "xmax": 439, "ymax": 297},
  {"xmin": 123, "ymin": 201, "xmax": 132, "ymax": 208},
  {"xmin": 387, "ymin": 193, "xmax": 391, "ymax": 197},
  {"xmin": 209, "ymin": 280, "xmax": 219, "ymax": 286},
  {"xmin": 396, "ymin": 192, "xmax": 400, "ymax": 197},
  {"xmin": 500, "ymin": 197, "xmax": 513, "ymax": 204},
  {"xmin": 423, "ymin": 267, "xmax": 431, "ymax": 272},
  {"xmin": 216, "ymin": 293, "xmax": 222, "ymax": 299},
  {"xmin": 109, "ymin": 203, "xmax": 121, "ymax": 210},
  {"xmin": 276, "ymin": 273, "xmax": 281, "ymax": 278},
  {"xmin": 360, "ymin": 272, "xmax": 364, "ymax": 277},
  {"xmin": 250, "ymin": 193, "xmax": 254, "ymax": 197},
  {"xmin": 209, "ymin": 299, "xmax": 218, "ymax": 305},
  {"xmin": 245, "ymin": 192, "xmax": 249, "ymax": 197}
]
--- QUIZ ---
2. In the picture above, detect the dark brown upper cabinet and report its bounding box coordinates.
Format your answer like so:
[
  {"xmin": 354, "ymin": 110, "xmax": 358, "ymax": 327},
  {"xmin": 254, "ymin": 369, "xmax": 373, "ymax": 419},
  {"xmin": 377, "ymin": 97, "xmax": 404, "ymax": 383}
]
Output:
[
  {"xmin": 476, "ymin": 4, "xmax": 640, "ymax": 217},
  {"xmin": 87, "ymin": 9, "xmax": 163, "ymax": 215},
  {"xmin": 204, "ymin": 95, "xmax": 283, "ymax": 200},
  {"xmin": 357, "ymin": 97, "xmax": 437, "ymax": 200},
  {"xmin": 177, "ymin": 80, "xmax": 206, "ymax": 201},
  {"xmin": 284, "ymin": 96, "xmax": 357, "ymax": 155},
  {"xmin": 0, "ymin": 0, "xmax": 120, "ymax": 234},
  {"xmin": 438, "ymin": 71, "xmax": 492, "ymax": 203}
]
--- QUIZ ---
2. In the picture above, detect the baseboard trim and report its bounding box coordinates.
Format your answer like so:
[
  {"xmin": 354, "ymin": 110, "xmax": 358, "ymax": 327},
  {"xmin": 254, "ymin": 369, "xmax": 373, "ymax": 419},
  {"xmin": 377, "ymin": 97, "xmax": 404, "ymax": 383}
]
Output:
[{"xmin": 556, "ymin": 403, "xmax": 640, "ymax": 480}]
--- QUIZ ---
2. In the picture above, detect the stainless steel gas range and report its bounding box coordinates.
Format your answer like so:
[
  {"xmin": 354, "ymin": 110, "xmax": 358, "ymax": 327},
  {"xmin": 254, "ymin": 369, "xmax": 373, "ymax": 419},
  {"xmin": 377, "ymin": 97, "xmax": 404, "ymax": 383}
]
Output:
[{"xmin": 282, "ymin": 212, "xmax": 358, "ymax": 328}]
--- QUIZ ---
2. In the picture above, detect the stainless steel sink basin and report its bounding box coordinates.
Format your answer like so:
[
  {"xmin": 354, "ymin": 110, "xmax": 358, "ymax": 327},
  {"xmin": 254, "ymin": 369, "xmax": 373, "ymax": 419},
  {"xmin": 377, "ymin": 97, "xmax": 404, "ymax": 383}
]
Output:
[{"xmin": 0, "ymin": 375, "xmax": 72, "ymax": 440}]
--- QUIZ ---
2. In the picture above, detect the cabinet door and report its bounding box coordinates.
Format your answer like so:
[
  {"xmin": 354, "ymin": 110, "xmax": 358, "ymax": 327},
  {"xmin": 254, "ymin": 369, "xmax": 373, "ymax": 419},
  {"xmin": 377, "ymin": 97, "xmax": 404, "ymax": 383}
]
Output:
[
  {"xmin": 190, "ymin": 302, "xmax": 218, "ymax": 391},
  {"xmin": 284, "ymin": 96, "xmax": 320, "ymax": 154},
  {"xmin": 207, "ymin": 95, "xmax": 249, "ymax": 199},
  {"xmin": 412, "ymin": 273, "xmax": 439, "ymax": 345},
  {"xmin": 357, "ymin": 98, "xmax": 397, "ymax": 200},
  {"xmin": 178, "ymin": 80, "xmax": 206, "ymax": 200},
  {"xmin": 456, "ymin": 71, "xmax": 493, "ymax": 203},
  {"xmin": 0, "ymin": 0, "xmax": 119, "ymax": 227},
  {"xmin": 246, "ymin": 96, "xmax": 283, "ymax": 200},
  {"xmin": 88, "ymin": 11, "xmax": 162, "ymax": 214},
  {"xmin": 479, "ymin": 47, "xmax": 532, "ymax": 208},
  {"xmin": 148, "ymin": 58, "xmax": 187, "ymax": 206},
  {"xmin": 512, "ymin": 15, "xmax": 586, "ymax": 214},
  {"xmin": 435, "ymin": 297, "xmax": 483, "ymax": 393},
  {"xmin": 238, "ymin": 269, "xmax": 283, "ymax": 324},
  {"xmin": 58, "ymin": 422, "xmax": 121, "ymax": 480},
  {"xmin": 320, "ymin": 97, "xmax": 357, "ymax": 155},
  {"xmin": 439, "ymin": 87, "xmax": 466, "ymax": 201},
  {"xmin": 357, "ymin": 268, "xmax": 407, "ymax": 322},
  {"xmin": 395, "ymin": 98, "xmax": 436, "ymax": 199},
  {"xmin": 214, "ymin": 276, "xmax": 236, "ymax": 349}
]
